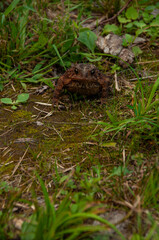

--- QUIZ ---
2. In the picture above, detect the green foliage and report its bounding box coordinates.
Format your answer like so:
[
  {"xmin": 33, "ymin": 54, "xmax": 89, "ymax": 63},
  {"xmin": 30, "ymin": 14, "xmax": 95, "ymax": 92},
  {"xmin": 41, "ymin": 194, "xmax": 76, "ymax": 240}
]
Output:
[
  {"xmin": 1, "ymin": 0, "xmax": 21, "ymax": 21},
  {"xmin": 109, "ymin": 166, "xmax": 132, "ymax": 178},
  {"xmin": 110, "ymin": 64, "xmax": 121, "ymax": 73},
  {"xmin": 122, "ymin": 34, "xmax": 134, "ymax": 47},
  {"xmin": 0, "ymin": 181, "xmax": 13, "ymax": 194},
  {"xmin": 77, "ymin": 30, "xmax": 97, "ymax": 53},
  {"xmin": 102, "ymin": 24, "xmax": 121, "ymax": 35},
  {"xmin": 132, "ymin": 46, "xmax": 143, "ymax": 56},
  {"xmin": 0, "ymin": 1, "xmax": 159, "ymax": 239},
  {"xmin": 97, "ymin": 77, "xmax": 159, "ymax": 143},
  {"xmin": 1, "ymin": 93, "xmax": 29, "ymax": 110},
  {"xmin": 102, "ymin": 4, "xmax": 159, "ymax": 40},
  {"xmin": 125, "ymin": 6, "xmax": 139, "ymax": 20},
  {"xmin": 117, "ymin": 3, "xmax": 159, "ymax": 39},
  {"xmin": 142, "ymin": 166, "xmax": 159, "ymax": 210},
  {"xmin": 21, "ymin": 175, "xmax": 125, "ymax": 240}
]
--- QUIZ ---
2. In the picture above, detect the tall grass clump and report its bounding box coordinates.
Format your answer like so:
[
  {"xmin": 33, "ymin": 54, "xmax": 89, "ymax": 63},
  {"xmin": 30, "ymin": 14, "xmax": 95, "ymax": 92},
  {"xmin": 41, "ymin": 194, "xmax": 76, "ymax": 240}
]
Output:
[
  {"xmin": 97, "ymin": 76, "xmax": 159, "ymax": 145},
  {"xmin": 21, "ymin": 174, "xmax": 125, "ymax": 240}
]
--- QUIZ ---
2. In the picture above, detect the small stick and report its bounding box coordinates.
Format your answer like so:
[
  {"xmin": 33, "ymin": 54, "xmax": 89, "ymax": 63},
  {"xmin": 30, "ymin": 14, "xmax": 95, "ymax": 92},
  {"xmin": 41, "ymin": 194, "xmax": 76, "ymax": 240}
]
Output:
[
  {"xmin": 135, "ymin": 60, "xmax": 159, "ymax": 64},
  {"xmin": 10, "ymin": 146, "xmax": 29, "ymax": 177},
  {"xmin": 52, "ymin": 125, "xmax": 64, "ymax": 141},
  {"xmin": 100, "ymin": 0, "xmax": 133, "ymax": 25},
  {"xmin": 114, "ymin": 71, "xmax": 121, "ymax": 91},
  {"xmin": 129, "ymin": 74, "xmax": 158, "ymax": 81},
  {"xmin": 35, "ymin": 102, "xmax": 52, "ymax": 106}
]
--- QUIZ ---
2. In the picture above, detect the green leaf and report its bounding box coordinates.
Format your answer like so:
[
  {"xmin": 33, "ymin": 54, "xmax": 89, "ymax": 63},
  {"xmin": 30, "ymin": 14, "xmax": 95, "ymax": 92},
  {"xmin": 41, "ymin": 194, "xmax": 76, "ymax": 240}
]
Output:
[
  {"xmin": 135, "ymin": 29, "xmax": 144, "ymax": 36},
  {"xmin": 21, "ymin": 82, "xmax": 27, "ymax": 91},
  {"xmin": 111, "ymin": 166, "xmax": 131, "ymax": 177},
  {"xmin": 118, "ymin": 16, "xmax": 130, "ymax": 23},
  {"xmin": 85, "ymin": 56, "xmax": 102, "ymax": 62},
  {"xmin": 53, "ymin": 44, "xmax": 66, "ymax": 70},
  {"xmin": 32, "ymin": 61, "xmax": 46, "ymax": 73},
  {"xmin": 77, "ymin": 30, "xmax": 97, "ymax": 53},
  {"xmin": 28, "ymin": 34, "xmax": 48, "ymax": 54},
  {"xmin": 133, "ymin": 21, "xmax": 146, "ymax": 28},
  {"xmin": 32, "ymin": 74, "xmax": 43, "ymax": 80},
  {"xmin": 111, "ymin": 64, "xmax": 121, "ymax": 73},
  {"xmin": 126, "ymin": 6, "xmax": 139, "ymax": 20},
  {"xmin": 1, "ymin": 98, "xmax": 13, "ymax": 105},
  {"xmin": 123, "ymin": 34, "xmax": 134, "ymax": 46},
  {"xmin": 145, "ymin": 5, "xmax": 156, "ymax": 12},
  {"xmin": 150, "ymin": 19, "xmax": 159, "ymax": 27},
  {"xmin": 106, "ymin": 110, "xmax": 117, "ymax": 124},
  {"xmin": 3, "ymin": 0, "xmax": 21, "ymax": 17},
  {"xmin": 11, "ymin": 105, "xmax": 17, "ymax": 110},
  {"xmin": 142, "ymin": 12, "xmax": 154, "ymax": 23},
  {"xmin": 60, "ymin": 175, "xmax": 69, "ymax": 184},
  {"xmin": 125, "ymin": 22, "xmax": 134, "ymax": 29},
  {"xmin": 61, "ymin": 39, "xmax": 74, "ymax": 53},
  {"xmin": 146, "ymin": 77, "xmax": 159, "ymax": 112},
  {"xmin": 43, "ymin": 79, "xmax": 55, "ymax": 89},
  {"xmin": 132, "ymin": 46, "xmax": 143, "ymax": 56},
  {"xmin": 0, "ymin": 83, "xmax": 4, "ymax": 91},
  {"xmin": 16, "ymin": 93, "xmax": 29, "ymax": 103},
  {"xmin": 102, "ymin": 24, "xmax": 121, "ymax": 35},
  {"xmin": 81, "ymin": 53, "xmax": 102, "ymax": 62}
]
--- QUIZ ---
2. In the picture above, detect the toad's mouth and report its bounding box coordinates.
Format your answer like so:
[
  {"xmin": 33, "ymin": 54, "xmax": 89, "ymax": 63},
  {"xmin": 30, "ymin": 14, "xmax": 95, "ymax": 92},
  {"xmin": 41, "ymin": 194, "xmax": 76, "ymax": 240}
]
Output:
[
  {"xmin": 65, "ymin": 81, "xmax": 101, "ymax": 96},
  {"xmin": 70, "ymin": 77, "xmax": 97, "ymax": 81}
]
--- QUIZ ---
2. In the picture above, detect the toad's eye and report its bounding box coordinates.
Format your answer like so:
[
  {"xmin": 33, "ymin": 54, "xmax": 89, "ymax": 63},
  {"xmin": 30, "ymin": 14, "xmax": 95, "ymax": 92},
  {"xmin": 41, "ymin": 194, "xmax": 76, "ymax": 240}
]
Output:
[
  {"xmin": 91, "ymin": 69, "xmax": 95, "ymax": 75},
  {"xmin": 74, "ymin": 68, "xmax": 78, "ymax": 74}
]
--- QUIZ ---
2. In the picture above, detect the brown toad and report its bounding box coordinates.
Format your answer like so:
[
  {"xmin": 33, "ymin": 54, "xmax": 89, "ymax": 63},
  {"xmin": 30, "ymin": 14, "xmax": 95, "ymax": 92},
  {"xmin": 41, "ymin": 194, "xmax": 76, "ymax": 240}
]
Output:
[{"xmin": 53, "ymin": 63, "xmax": 110, "ymax": 104}]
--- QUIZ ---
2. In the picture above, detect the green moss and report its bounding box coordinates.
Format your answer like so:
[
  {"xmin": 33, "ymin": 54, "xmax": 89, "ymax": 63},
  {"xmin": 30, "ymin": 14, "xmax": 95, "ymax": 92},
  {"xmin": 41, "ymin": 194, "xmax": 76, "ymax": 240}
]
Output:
[
  {"xmin": 12, "ymin": 110, "xmax": 32, "ymax": 121},
  {"xmin": 27, "ymin": 127, "xmax": 38, "ymax": 135}
]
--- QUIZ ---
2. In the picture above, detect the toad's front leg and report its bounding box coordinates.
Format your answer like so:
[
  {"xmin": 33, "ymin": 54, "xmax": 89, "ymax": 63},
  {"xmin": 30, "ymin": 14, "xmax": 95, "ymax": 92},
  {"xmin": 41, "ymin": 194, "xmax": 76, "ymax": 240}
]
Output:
[
  {"xmin": 53, "ymin": 76, "xmax": 72, "ymax": 105},
  {"xmin": 53, "ymin": 81, "xmax": 64, "ymax": 105}
]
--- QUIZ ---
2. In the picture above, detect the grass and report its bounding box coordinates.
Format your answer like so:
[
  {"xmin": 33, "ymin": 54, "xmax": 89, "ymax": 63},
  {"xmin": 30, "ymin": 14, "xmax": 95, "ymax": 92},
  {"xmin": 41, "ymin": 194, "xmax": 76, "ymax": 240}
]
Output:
[{"xmin": 0, "ymin": 0, "xmax": 159, "ymax": 239}]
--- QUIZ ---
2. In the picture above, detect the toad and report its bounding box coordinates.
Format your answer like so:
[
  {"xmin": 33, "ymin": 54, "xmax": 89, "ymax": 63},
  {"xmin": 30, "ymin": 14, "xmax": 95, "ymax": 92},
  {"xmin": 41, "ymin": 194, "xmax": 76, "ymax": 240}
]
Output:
[{"xmin": 53, "ymin": 63, "xmax": 110, "ymax": 104}]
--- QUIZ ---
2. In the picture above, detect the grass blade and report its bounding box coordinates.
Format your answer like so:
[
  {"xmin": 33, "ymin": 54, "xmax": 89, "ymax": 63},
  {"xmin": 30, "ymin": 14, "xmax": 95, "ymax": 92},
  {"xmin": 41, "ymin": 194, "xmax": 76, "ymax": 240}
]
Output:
[
  {"xmin": 53, "ymin": 44, "xmax": 66, "ymax": 70},
  {"xmin": 4, "ymin": 0, "xmax": 21, "ymax": 17},
  {"xmin": 146, "ymin": 77, "xmax": 159, "ymax": 112}
]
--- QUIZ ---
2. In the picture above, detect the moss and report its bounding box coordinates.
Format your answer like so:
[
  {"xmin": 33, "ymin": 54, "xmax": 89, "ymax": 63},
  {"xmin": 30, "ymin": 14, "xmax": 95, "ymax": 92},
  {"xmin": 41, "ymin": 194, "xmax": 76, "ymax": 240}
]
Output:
[{"xmin": 11, "ymin": 109, "xmax": 32, "ymax": 121}]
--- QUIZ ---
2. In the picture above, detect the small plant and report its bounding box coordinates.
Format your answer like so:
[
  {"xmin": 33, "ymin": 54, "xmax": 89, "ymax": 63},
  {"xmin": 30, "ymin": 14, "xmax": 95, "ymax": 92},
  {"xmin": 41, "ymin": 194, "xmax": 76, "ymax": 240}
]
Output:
[
  {"xmin": 118, "ymin": 4, "xmax": 159, "ymax": 39},
  {"xmin": 102, "ymin": 3, "xmax": 159, "ymax": 41},
  {"xmin": 0, "ymin": 181, "xmax": 13, "ymax": 194},
  {"xmin": 1, "ymin": 93, "xmax": 29, "ymax": 110},
  {"xmin": 141, "ymin": 165, "xmax": 159, "ymax": 210},
  {"xmin": 97, "ymin": 77, "xmax": 159, "ymax": 143},
  {"xmin": 21, "ymin": 174, "xmax": 125, "ymax": 240},
  {"xmin": 110, "ymin": 64, "xmax": 121, "ymax": 73}
]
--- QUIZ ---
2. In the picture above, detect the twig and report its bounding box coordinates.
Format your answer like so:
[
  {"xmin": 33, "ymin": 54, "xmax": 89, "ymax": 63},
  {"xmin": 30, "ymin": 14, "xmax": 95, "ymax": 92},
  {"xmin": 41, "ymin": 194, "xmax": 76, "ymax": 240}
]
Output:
[
  {"xmin": 2, "ymin": 147, "xmax": 12, "ymax": 157},
  {"xmin": 0, "ymin": 128, "xmax": 13, "ymax": 137},
  {"xmin": 39, "ymin": 111, "xmax": 54, "ymax": 119},
  {"xmin": 35, "ymin": 101, "xmax": 52, "ymax": 106},
  {"xmin": 62, "ymin": 157, "xmax": 87, "ymax": 173},
  {"xmin": 123, "ymin": 148, "xmax": 126, "ymax": 167},
  {"xmin": 114, "ymin": 71, "xmax": 121, "ymax": 91},
  {"xmin": 10, "ymin": 146, "xmax": 29, "ymax": 177},
  {"xmin": 51, "ymin": 125, "xmax": 64, "ymax": 141},
  {"xmin": 33, "ymin": 106, "xmax": 50, "ymax": 114},
  {"xmin": 135, "ymin": 60, "xmax": 159, "ymax": 64},
  {"xmin": 100, "ymin": 0, "xmax": 133, "ymax": 25},
  {"xmin": 129, "ymin": 74, "xmax": 158, "ymax": 81}
]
